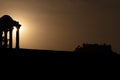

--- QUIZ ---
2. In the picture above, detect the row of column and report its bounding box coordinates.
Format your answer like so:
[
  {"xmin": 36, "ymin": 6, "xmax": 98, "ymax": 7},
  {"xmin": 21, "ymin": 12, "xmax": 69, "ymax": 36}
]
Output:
[{"xmin": 0, "ymin": 27, "xmax": 20, "ymax": 49}]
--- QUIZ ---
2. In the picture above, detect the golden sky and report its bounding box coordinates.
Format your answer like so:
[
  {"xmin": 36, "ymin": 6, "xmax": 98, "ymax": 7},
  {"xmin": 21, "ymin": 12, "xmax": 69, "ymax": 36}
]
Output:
[{"xmin": 0, "ymin": 0, "xmax": 120, "ymax": 53}]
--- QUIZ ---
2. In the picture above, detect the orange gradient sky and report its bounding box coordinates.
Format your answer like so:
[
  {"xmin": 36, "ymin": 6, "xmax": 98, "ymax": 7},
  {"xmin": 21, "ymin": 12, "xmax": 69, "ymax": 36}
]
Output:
[{"xmin": 0, "ymin": 0, "xmax": 120, "ymax": 53}]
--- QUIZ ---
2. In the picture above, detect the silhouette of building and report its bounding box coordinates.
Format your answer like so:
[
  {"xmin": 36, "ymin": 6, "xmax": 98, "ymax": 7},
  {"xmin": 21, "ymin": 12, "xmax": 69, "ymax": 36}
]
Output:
[
  {"xmin": 75, "ymin": 43, "xmax": 112, "ymax": 54},
  {"xmin": 0, "ymin": 15, "xmax": 21, "ymax": 49}
]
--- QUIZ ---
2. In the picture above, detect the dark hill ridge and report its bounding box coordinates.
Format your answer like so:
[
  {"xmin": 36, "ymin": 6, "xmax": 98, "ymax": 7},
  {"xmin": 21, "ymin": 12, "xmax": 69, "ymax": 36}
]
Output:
[
  {"xmin": 1, "ymin": 48, "xmax": 75, "ymax": 64},
  {"xmin": 1, "ymin": 48, "xmax": 120, "ymax": 64}
]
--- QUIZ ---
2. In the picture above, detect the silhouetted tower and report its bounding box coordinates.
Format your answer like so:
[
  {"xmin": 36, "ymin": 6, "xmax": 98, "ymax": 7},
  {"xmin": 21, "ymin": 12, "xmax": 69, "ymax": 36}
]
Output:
[{"xmin": 0, "ymin": 15, "xmax": 21, "ymax": 49}]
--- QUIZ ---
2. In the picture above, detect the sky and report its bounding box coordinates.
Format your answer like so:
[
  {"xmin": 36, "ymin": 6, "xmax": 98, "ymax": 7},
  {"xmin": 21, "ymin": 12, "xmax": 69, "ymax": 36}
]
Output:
[{"xmin": 0, "ymin": 0, "xmax": 120, "ymax": 53}]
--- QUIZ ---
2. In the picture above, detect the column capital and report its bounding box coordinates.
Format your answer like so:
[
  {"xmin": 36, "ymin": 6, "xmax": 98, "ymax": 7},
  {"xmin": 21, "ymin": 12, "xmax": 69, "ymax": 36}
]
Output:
[
  {"xmin": 16, "ymin": 25, "xmax": 21, "ymax": 30},
  {"xmin": 9, "ymin": 27, "xmax": 14, "ymax": 31}
]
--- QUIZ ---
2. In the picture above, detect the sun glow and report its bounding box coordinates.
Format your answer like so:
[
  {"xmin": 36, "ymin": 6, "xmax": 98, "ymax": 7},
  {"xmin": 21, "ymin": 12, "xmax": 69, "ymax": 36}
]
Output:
[
  {"xmin": 13, "ymin": 27, "xmax": 17, "ymax": 33},
  {"xmin": 11, "ymin": 14, "xmax": 31, "ymax": 48},
  {"xmin": 13, "ymin": 26, "xmax": 23, "ymax": 34}
]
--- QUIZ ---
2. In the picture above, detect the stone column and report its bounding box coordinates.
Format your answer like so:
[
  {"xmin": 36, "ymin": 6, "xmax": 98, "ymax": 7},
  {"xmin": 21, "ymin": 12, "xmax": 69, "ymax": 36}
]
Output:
[
  {"xmin": 9, "ymin": 28, "xmax": 13, "ymax": 48},
  {"xmin": 4, "ymin": 30, "xmax": 8, "ymax": 48},
  {"xmin": 0, "ymin": 30, "xmax": 2, "ymax": 48},
  {"xmin": 16, "ymin": 27, "xmax": 20, "ymax": 49}
]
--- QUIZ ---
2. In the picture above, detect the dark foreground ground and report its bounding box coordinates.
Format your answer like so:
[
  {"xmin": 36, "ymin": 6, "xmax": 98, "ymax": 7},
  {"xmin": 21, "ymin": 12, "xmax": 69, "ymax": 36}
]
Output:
[{"xmin": 1, "ymin": 48, "xmax": 120, "ymax": 64}]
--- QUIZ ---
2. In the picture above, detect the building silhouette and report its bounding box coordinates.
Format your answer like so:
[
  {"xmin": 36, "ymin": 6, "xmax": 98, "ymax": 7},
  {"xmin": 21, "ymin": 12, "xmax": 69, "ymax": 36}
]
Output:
[
  {"xmin": 75, "ymin": 43, "xmax": 112, "ymax": 54},
  {"xmin": 0, "ymin": 15, "xmax": 21, "ymax": 49}
]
